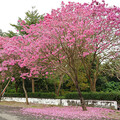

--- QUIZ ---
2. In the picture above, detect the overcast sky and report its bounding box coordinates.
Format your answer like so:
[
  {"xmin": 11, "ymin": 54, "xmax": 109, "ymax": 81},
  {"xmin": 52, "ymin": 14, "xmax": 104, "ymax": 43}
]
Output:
[{"xmin": 0, "ymin": 0, "xmax": 120, "ymax": 32}]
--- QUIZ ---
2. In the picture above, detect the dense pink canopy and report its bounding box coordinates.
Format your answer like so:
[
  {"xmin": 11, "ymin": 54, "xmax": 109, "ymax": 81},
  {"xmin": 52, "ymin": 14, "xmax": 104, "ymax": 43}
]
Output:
[{"xmin": 0, "ymin": 0, "xmax": 120, "ymax": 81}]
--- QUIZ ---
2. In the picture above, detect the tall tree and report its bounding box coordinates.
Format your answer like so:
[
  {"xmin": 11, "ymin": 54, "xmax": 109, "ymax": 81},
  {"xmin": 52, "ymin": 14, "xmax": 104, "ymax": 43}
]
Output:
[
  {"xmin": 4, "ymin": 31, "xmax": 18, "ymax": 38},
  {"xmin": 3, "ymin": 7, "xmax": 44, "ymax": 93},
  {"xmin": 101, "ymin": 56, "xmax": 120, "ymax": 81},
  {"xmin": 0, "ymin": 29, "xmax": 3, "ymax": 36},
  {"xmin": 0, "ymin": 0, "xmax": 120, "ymax": 111},
  {"xmin": 4, "ymin": 6, "xmax": 44, "ymax": 37}
]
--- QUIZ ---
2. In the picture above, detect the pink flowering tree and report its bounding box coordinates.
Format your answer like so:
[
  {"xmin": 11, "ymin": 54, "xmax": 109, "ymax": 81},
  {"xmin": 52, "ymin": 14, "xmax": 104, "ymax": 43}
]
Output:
[
  {"xmin": 0, "ymin": 34, "xmax": 53, "ymax": 104},
  {"xmin": 9, "ymin": 0, "xmax": 119, "ymax": 111},
  {"xmin": 0, "ymin": 36, "xmax": 15, "ymax": 99},
  {"xmin": 0, "ymin": 0, "xmax": 120, "ymax": 111},
  {"xmin": 0, "ymin": 36, "xmax": 31, "ymax": 104},
  {"xmin": 41, "ymin": 0, "xmax": 119, "ymax": 92},
  {"xmin": 32, "ymin": 0, "xmax": 120, "ymax": 109}
]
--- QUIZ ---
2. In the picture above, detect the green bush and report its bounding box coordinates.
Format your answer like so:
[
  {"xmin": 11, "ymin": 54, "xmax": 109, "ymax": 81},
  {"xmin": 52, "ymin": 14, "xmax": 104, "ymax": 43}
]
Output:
[
  {"xmin": 4, "ymin": 93, "xmax": 24, "ymax": 97},
  {"xmin": 28, "ymin": 92, "xmax": 56, "ymax": 98},
  {"xmin": 65, "ymin": 92, "xmax": 120, "ymax": 101},
  {"xmin": 4, "ymin": 92, "xmax": 56, "ymax": 99},
  {"xmin": 4, "ymin": 92, "xmax": 120, "ymax": 101},
  {"xmin": 56, "ymin": 96, "xmax": 65, "ymax": 99}
]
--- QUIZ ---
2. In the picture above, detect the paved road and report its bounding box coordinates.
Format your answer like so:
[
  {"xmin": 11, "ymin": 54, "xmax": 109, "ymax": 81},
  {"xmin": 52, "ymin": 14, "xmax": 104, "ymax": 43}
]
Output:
[
  {"xmin": 0, "ymin": 105, "xmax": 43, "ymax": 120},
  {"xmin": 0, "ymin": 105, "xmax": 117, "ymax": 120}
]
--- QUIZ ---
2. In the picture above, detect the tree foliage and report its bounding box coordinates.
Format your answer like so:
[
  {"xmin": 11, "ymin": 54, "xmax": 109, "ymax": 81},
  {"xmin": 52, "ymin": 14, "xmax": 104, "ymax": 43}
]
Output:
[
  {"xmin": 0, "ymin": 29, "xmax": 3, "ymax": 36},
  {"xmin": 0, "ymin": 0, "xmax": 120, "ymax": 110},
  {"xmin": 4, "ymin": 7, "xmax": 44, "ymax": 37},
  {"xmin": 101, "ymin": 57, "xmax": 120, "ymax": 81}
]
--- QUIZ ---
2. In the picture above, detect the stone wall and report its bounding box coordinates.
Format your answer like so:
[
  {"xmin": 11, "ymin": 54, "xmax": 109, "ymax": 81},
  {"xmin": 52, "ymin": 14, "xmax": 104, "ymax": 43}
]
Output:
[{"xmin": 1, "ymin": 97, "xmax": 117, "ymax": 109}]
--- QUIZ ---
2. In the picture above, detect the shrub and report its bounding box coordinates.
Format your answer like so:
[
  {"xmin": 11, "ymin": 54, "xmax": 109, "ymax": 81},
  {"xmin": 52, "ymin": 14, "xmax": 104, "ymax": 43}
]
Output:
[
  {"xmin": 65, "ymin": 92, "xmax": 120, "ymax": 101},
  {"xmin": 4, "ymin": 92, "xmax": 56, "ymax": 99},
  {"xmin": 4, "ymin": 93, "xmax": 24, "ymax": 97},
  {"xmin": 28, "ymin": 92, "xmax": 56, "ymax": 98}
]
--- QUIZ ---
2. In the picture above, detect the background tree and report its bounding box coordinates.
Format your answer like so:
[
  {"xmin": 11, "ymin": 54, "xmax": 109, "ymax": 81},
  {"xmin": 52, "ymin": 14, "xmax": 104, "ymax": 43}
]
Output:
[
  {"xmin": 96, "ymin": 56, "xmax": 120, "ymax": 92},
  {"xmin": 3, "ymin": 31, "xmax": 18, "ymax": 38},
  {"xmin": 3, "ymin": 7, "xmax": 44, "ymax": 93},
  {"xmin": 0, "ymin": 0, "xmax": 120, "ymax": 111},
  {"xmin": 4, "ymin": 6, "xmax": 44, "ymax": 37},
  {"xmin": 101, "ymin": 56, "xmax": 120, "ymax": 81},
  {"xmin": 12, "ymin": 0, "xmax": 119, "ymax": 110},
  {"xmin": 0, "ymin": 29, "xmax": 3, "ymax": 36}
]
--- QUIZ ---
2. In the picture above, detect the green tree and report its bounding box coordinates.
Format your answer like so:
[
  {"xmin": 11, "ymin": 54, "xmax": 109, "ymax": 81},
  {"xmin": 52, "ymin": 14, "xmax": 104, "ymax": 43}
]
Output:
[
  {"xmin": 101, "ymin": 56, "xmax": 120, "ymax": 81},
  {"xmin": 96, "ymin": 57, "xmax": 120, "ymax": 92},
  {"xmin": 4, "ymin": 6, "xmax": 44, "ymax": 37},
  {"xmin": 4, "ymin": 31, "xmax": 18, "ymax": 38},
  {"xmin": 103, "ymin": 81, "xmax": 120, "ymax": 92},
  {"xmin": 0, "ymin": 29, "xmax": 3, "ymax": 36}
]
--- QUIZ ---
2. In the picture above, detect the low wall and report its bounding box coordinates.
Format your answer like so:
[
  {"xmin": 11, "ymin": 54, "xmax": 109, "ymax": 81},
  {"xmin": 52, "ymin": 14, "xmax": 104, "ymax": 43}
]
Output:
[{"xmin": 1, "ymin": 97, "xmax": 117, "ymax": 109}]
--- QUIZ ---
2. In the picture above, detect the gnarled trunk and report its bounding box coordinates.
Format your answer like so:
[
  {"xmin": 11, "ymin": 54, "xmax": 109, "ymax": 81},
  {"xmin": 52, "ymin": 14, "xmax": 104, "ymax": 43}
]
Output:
[
  {"xmin": 22, "ymin": 79, "xmax": 29, "ymax": 105},
  {"xmin": 0, "ymin": 79, "xmax": 11, "ymax": 101},
  {"xmin": 90, "ymin": 80, "xmax": 96, "ymax": 92},
  {"xmin": 74, "ymin": 78, "xmax": 87, "ymax": 111},
  {"xmin": 89, "ymin": 70, "xmax": 98, "ymax": 92},
  {"xmin": 57, "ymin": 74, "xmax": 64, "ymax": 96}
]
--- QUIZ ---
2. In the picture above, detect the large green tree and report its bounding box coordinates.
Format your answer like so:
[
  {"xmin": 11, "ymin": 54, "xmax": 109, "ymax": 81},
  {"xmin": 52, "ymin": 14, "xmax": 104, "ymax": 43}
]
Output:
[
  {"xmin": 4, "ymin": 6, "xmax": 44, "ymax": 37},
  {"xmin": 101, "ymin": 56, "xmax": 120, "ymax": 81},
  {"xmin": 0, "ymin": 29, "xmax": 3, "ymax": 36}
]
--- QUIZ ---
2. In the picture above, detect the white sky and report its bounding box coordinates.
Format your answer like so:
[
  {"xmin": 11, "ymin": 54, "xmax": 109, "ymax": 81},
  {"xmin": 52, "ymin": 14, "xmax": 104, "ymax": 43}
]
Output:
[{"xmin": 0, "ymin": 0, "xmax": 120, "ymax": 33}]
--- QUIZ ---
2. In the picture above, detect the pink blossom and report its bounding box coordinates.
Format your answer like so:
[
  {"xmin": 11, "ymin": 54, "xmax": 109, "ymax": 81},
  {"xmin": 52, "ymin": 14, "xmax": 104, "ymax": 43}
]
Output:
[
  {"xmin": 83, "ymin": 52, "xmax": 89, "ymax": 57},
  {"xmin": 2, "ymin": 80, "xmax": 4, "ymax": 82},
  {"xmin": 18, "ymin": 20, "xmax": 21, "ymax": 22},
  {"xmin": 45, "ymin": 76, "xmax": 48, "ymax": 78},
  {"xmin": 11, "ymin": 77, "xmax": 15, "ymax": 82},
  {"xmin": 20, "ymin": 106, "xmax": 119, "ymax": 120},
  {"xmin": 0, "ymin": 67, "xmax": 2, "ymax": 71},
  {"xmin": 22, "ymin": 20, "xmax": 26, "ymax": 24},
  {"xmin": 45, "ymin": 72, "xmax": 49, "ymax": 75},
  {"xmin": 0, "ymin": 1, "xmax": 119, "ymax": 112}
]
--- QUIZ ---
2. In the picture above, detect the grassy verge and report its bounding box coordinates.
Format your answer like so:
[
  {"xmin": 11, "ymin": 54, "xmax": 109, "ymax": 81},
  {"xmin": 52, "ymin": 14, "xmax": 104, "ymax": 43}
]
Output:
[{"xmin": 0, "ymin": 101, "xmax": 52, "ymax": 108}]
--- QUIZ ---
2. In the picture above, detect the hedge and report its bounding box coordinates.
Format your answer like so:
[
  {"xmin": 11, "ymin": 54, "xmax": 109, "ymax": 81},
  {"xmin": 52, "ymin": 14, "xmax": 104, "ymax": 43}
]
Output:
[
  {"xmin": 4, "ymin": 92, "xmax": 56, "ymax": 99},
  {"xmin": 65, "ymin": 92, "xmax": 120, "ymax": 101},
  {"xmin": 4, "ymin": 92, "xmax": 120, "ymax": 101},
  {"xmin": 28, "ymin": 92, "xmax": 56, "ymax": 98}
]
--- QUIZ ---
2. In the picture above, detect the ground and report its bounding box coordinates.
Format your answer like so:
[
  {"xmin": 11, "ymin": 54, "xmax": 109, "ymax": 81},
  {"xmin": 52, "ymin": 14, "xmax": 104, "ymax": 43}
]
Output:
[{"xmin": 0, "ymin": 101, "xmax": 120, "ymax": 120}]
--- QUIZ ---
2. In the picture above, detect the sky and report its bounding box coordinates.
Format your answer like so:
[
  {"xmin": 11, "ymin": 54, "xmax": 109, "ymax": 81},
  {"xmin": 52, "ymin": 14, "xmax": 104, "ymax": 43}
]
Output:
[{"xmin": 0, "ymin": 0, "xmax": 120, "ymax": 33}]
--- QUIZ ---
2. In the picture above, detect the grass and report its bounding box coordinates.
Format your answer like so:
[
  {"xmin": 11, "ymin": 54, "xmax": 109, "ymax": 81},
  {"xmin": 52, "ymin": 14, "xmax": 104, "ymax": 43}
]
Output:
[{"xmin": 0, "ymin": 101, "xmax": 51, "ymax": 108}]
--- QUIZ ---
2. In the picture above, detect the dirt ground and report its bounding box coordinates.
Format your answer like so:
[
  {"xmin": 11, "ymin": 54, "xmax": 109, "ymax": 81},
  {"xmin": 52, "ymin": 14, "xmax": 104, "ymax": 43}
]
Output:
[
  {"xmin": 0, "ymin": 101, "xmax": 52, "ymax": 108},
  {"xmin": 0, "ymin": 101, "xmax": 120, "ymax": 120},
  {"xmin": 0, "ymin": 101, "xmax": 57, "ymax": 120}
]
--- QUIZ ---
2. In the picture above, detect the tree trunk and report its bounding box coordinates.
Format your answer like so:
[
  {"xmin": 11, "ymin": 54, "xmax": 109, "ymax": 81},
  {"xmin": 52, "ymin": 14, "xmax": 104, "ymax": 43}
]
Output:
[
  {"xmin": 0, "ymin": 79, "xmax": 11, "ymax": 101},
  {"xmin": 15, "ymin": 83, "xmax": 18, "ymax": 93},
  {"xmin": 45, "ymin": 84, "xmax": 48, "ymax": 91},
  {"xmin": 90, "ymin": 71, "xmax": 97, "ymax": 92},
  {"xmin": 75, "ymin": 79, "xmax": 87, "ymax": 111},
  {"xmin": 31, "ymin": 78, "xmax": 35, "ymax": 93},
  {"xmin": 57, "ymin": 74, "xmax": 64, "ymax": 96},
  {"xmin": 90, "ymin": 81, "xmax": 96, "ymax": 92},
  {"xmin": 22, "ymin": 79, "xmax": 29, "ymax": 105},
  {"xmin": 90, "ymin": 59, "xmax": 99, "ymax": 92},
  {"xmin": 0, "ymin": 81, "xmax": 2, "ymax": 101},
  {"xmin": 54, "ymin": 83, "xmax": 57, "ymax": 95}
]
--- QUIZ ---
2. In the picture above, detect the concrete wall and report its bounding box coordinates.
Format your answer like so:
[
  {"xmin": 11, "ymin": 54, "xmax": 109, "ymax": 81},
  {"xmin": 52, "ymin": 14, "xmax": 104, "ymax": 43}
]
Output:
[{"xmin": 1, "ymin": 97, "xmax": 117, "ymax": 109}]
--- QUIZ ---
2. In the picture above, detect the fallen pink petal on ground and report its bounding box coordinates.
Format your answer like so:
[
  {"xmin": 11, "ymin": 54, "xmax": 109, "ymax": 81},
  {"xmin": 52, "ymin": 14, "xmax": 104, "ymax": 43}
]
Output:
[{"xmin": 20, "ymin": 106, "xmax": 120, "ymax": 120}]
